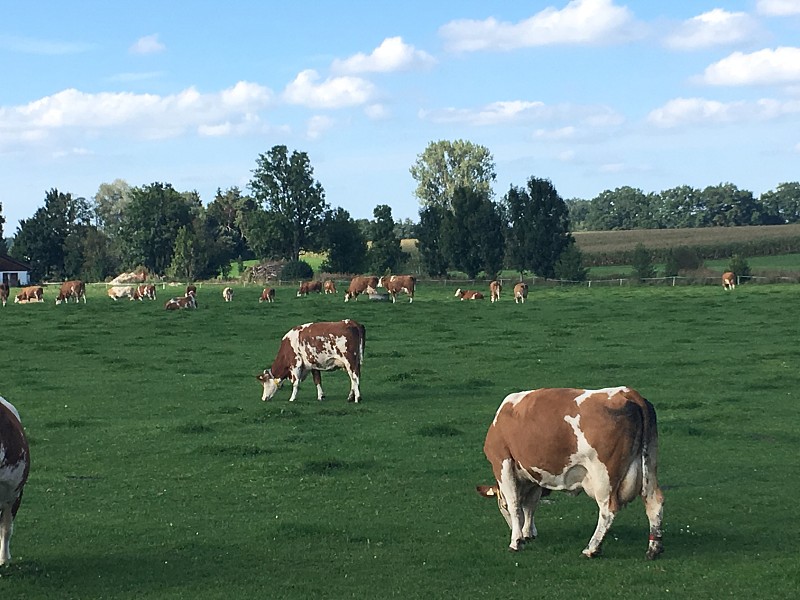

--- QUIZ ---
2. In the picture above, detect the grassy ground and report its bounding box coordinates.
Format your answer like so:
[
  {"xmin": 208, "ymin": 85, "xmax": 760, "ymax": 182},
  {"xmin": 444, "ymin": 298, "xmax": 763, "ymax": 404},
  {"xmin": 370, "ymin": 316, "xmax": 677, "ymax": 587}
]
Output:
[{"xmin": 4, "ymin": 283, "xmax": 797, "ymax": 598}]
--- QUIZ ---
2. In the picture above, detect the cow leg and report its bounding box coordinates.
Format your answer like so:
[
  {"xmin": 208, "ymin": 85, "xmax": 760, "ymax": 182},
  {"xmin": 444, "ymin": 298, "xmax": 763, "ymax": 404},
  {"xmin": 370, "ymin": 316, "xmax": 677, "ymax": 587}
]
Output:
[
  {"xmin": 347, "ymin": 369, "xmax": 361, "ymax": 403},
  {"xmin": 0, "ymin": 503, "xmax": 12, "ymax": 565},
  {"xmin": 521, "ymin": 485, "xmax": 544, "ymax": 542},
  {"xmin": 583, "ymin": 499, "xmax": 617, "ymax": 558},
  {"xmin": 311, "ymin": 370, "xmax": 325, "ymax": 401},
  {"xmin": 498, "ymin": 459, "xmax": 526, "ymax": 551},
  {"xmin": 644, "ymin": 486, "xmax": 665, "ymax": 559}
]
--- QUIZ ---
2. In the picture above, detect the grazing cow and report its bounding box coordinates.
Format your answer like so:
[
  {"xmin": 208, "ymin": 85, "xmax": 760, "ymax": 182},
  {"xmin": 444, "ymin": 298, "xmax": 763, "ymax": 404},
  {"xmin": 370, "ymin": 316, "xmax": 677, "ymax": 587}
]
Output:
[
  {"xmin": 259, "ymin": 288, "xmax": 276, "ymax": 303},
  {"xmin": 513, "ymin": 282, "xmax": 529, "ymax": 304},
  {"xmin": 107, "ymin": 286, "xmax": 134, "ymax": 301},
  {"xmin": 344, "ymin": 276, "xmax": 378, "ymax": 302},
  {"xmin": 296, "ymin": 280, "xmax": 322, "ymax": 297},
  {"xmin": 55, "ymin": 279, "xmax": 86, "ymax": 305},
  {"xmin": 143, "ymin": 284, "xmax": 156, "ymax": 300},
  {"xmin": 454, "ymin": 288, "xmax": 485, "ymax": 300},
  {"xmin": 164, "ymin": 295, "xmax": 197, "ymax": 310},
  {"xmin": 0, "ymin": 283, "xmax": 8, "ymax": 307},
  {"xmin": 0, "ymin": 396, "xmax": 30, "ymax": 566},
  {"xmin": 257, "ymin": 320, "xmax": 365, "ymax": 403},
  {"xmin": 722, "ymin": 271, "xmax": 736, "ymax": 291},
  {"xmin": 323, "ymin": 279, "xmax": 337, "ymax": 294},
  {"xmin": 14, "ymin": 286, "xmax": 44, "ymax": 303},
  {"xmin": 490, "ymin": 280, "xmax": 502, "ymax": 303},
  {"xmin": 477, "ymin": 386, "xmax": 664, "ymax": 560},
  {"xmin": 377, "ymin": 275, "xmax": 416, "ymax": 303},
  {"xmin": 186, "ymin": 284, "xmax": 197, "ymax": 298},
  {"xmin": 222, "ymin": 287, "xmax": 234, "ymax": 302}
]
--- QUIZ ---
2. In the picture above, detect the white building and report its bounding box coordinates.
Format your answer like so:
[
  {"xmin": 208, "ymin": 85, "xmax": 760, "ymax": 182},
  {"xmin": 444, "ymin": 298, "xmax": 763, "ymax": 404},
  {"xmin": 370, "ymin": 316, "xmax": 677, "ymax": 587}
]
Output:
[{"xmin": 0, "ymin": 255, "xmax": 31, "ymax": 287}]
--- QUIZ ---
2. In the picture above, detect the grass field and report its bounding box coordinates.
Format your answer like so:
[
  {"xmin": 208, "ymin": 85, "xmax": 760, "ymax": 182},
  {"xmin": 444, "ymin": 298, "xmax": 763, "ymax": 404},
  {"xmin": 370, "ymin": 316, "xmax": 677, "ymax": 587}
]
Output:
[{"xmin": 2, "ymin": 282, "xmax": 798, "ymax": 599}]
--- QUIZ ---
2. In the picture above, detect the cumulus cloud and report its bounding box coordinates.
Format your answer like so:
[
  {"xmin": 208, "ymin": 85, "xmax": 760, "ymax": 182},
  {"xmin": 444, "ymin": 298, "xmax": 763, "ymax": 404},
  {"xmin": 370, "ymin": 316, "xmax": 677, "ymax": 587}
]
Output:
[
  {"xmin": 700, "ymin": 47, "xmax": 800, "ymax": 85},
  {"xmin": 282, "ymin": 69, "xmax": 375, "ymax": 109},
  {"xmin": 332, "ymin": 37, "xmax": 435, "ymax": 74},
  {"xmin": 130, "ymin": 34, "xmax": 165, "ymax": 55},
  {"xmin": 647, "ymin": 96, "xmax": 800, "ymax": 127},
  {"xmin": 664, "ymin": 9, "xmax": 759, "ymax": 50},
  {"xmin": 439, "ymin": 0, "xmax": 637, "ymax": 52},
  {"xmin": 757, "ymin": 0, "xmax": 800, "ymax": 16}
]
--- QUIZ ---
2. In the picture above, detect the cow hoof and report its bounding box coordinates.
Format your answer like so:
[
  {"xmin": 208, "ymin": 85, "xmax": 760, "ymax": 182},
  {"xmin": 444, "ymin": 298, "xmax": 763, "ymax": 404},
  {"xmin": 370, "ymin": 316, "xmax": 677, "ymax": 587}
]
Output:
[
  {"xmin": 582, "ymin": 548, "xmax": 601, "ymax": 558},
  {"xmin": 646, "ymin": 546, "xmax": 664, "ymax": 560}
]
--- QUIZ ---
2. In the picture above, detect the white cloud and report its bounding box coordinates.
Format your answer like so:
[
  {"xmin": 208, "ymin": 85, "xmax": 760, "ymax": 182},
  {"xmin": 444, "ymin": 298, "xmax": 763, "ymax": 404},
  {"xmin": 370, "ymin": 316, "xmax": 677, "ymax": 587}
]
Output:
[
  {"xmin": 332, "ymin": 37, "xmax": 435, "ymax": 74},
  {"xmin": 52, "ymin": 147, "xmax": 92, "ymax": 159},
  {"xmin": 439, "ymin": 0, "xmax": 637, "ymax": 52},
  {"xmin": 664, "ymin": 9, "xmax": 759, "ymax": 50},
  {"xmin": 107, "ymin": 71, "xmax": 165, "ymax": 83},
  {"xmin": 647, "ymin": 96, "xmax": 800, "ymax": 127},
  {"xmin": 365, "ymin": 104, "xmax": 390, "ymax": 119},
  {"xmin": 129, "ymin": 34, "xmax": 165, "ymax": 55},
  {"xmin": 0, "ymin": 35, "xmax": 92, "ymax": 55},
  {"xmin": 701, "ymin": 47, "xmax": 800, "ymax": 85},
  {"xmin": 757, "ymin": 0, "xmax": 800, "ymax": 16},
  {"xmin": 306, "ymin": 115, "xmax": 335, "ymax": 139},
  {"xmin": 534, "ymin": 126, "xmax": 578, "ymax": 140},
  {"xmin": 282, "ymin": 69, "xmax": 375, "ymax": 108}
]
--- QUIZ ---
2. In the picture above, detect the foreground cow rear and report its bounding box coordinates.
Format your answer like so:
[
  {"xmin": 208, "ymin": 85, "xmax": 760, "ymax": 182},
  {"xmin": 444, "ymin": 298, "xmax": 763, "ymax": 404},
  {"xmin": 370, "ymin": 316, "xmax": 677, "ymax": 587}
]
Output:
[
  {"xmin": 257, "ymin": 320, "xmax": 365, "ymax": 403},
  {"xmin": 0, "ymin": 396, "xmax": 30, "ymax": 566},
  {"xmin": 477, "ymin": 386, "xmax": 664, "ymax": 560},
  {"xmin": 0, "ymin": 283, "xmax": 8, "ymax": 307}
]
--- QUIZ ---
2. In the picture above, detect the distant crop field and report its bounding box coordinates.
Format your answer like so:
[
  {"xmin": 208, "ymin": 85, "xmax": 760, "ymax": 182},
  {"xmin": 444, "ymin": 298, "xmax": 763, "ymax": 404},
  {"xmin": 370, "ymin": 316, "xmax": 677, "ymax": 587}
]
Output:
[{"xmin": 3, "ymin": 283, "xmax": 797, "ymax": 599}]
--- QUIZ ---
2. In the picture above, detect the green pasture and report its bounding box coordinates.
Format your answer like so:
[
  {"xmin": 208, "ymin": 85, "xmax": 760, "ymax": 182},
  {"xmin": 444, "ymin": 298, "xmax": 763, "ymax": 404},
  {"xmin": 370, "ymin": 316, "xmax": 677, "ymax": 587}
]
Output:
[{"xmin": 2, "ymin": 282, "xmax": 798, "ymax": 598}]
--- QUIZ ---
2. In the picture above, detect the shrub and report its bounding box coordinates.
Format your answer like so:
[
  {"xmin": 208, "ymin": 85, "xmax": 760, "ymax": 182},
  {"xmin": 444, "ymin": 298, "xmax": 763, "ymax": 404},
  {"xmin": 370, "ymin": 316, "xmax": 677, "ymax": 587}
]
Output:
[
  {"xmin": 728, "ymin": 254, "xmax": 751, "ymax": 278},
  {"xmin": 554, "ymin": 244, "xmax": 588, "ymax": 281},
  {"xmin": 663, "ymin": 246, "xmax": 702, "ymax": 276},
  {"xmin": 280, "ymin": 260, "xmax": 313, "ymax": 281},
  {"xmin": 631, "ymin": 243, "xmax": 656, "ymax": 281}
]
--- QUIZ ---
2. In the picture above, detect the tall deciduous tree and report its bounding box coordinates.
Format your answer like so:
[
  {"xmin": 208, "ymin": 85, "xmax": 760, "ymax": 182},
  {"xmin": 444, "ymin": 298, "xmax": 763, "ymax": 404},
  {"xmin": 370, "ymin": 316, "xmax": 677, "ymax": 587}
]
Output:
[
  {"xmin": 320, "ymin": 208, "xmax": 368, "ymax": 274},
  {"xmin": 93, "ymin": 179, "xmax": 131, "ymax": 235},
  {"xmin": 368, "ymin": 204, "xmax": 404, "ymax": 274},
  {"xmin": 249, "ymin": 145, "xmax": 329, "ymax": 261},
  {"xmin": 410, "ymin": 139, "xmax": 496, "ymax": 211},
  {"xmin": 416, "ymin": 204, "xmax": 449, "ymax": 277},
  {"xmin": 441, "ymin": 187, "xmax": 505, "ymax": 279},
  {"xmin": 206, "ymin": 187, "xmax": 259, "ymax": 260}
]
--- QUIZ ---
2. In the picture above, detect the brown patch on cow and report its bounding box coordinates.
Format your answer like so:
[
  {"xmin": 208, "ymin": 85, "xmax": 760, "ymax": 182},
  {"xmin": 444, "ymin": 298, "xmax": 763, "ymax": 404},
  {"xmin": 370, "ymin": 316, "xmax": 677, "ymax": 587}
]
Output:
[{"xmin": 0, "ymin": 403, "xmax": 28, "ymax": 468}]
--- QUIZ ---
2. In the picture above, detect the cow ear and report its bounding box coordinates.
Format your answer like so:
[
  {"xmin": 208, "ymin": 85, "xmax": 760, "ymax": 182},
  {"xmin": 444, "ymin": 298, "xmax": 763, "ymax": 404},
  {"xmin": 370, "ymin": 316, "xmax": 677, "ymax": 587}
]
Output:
[
  {"xmin": 256, "ymin": 372, "xmax": 267, "ymax": 382},
  {"xmin": 476, "ymin": 485, "xmax": 497, "ymax": 498}
]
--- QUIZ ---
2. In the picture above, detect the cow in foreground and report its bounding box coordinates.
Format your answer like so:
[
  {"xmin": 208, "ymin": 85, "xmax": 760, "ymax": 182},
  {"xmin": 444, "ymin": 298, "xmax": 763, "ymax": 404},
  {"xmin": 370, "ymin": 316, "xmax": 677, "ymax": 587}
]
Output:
[
  {"xmin": 477, "ymin": 386, "xmax": 664, "ymax": 560},
  {"xmin": 490, "ymin": 280, "xmax": 502, "ymax": 303},
  {"xmin": 455, "ymin": 288, "xmax": 484, "ymax": 300},
  {"xmin": 378, "ymin": 275, "xmax": 415, "ymax": 303},
  {"xmin": 297, "ymin": 281, "xmax": 322, "ymax": 297},
  {"xmin": 323, "ymin": 280, "xmax": 337, "ymax": 294},
  {"xmin": 257, "ymin": 320, "xmax": 365, "ymax": 403},
  {"xmin": 344, "ymin": 276, "xmax": 378, "ymax": 302},
  {"xmin": 259, "ymin": 288, "xmax": 275, "ymax": 303},
  {"xmin": 222, "ymin": 287, "xmax": 234, "ymax": 302},
  {"xmin": 165, "ymin": 295, "xmax": 197, "ymax": 310},
  {"xmin": 0, "ymin": 283, "xmax": 8, "ymax": 307},
  {"xmin": 722, "ymin": 271, "xmax": 736, "ymax": 290},
  {"xmin": 0, "ymin": 396, "xmax": 30, "ymax": 566},
  {"xmin": 15, "ymin": 286, "xmax": 44, "ymax": 303},
  {"xmin": 513, "ymin": 282, "xmax": 529, "ymax": 304},
  {"xmin": 55, "ymin": 280, "xmax": 87, "ymax": 304}
]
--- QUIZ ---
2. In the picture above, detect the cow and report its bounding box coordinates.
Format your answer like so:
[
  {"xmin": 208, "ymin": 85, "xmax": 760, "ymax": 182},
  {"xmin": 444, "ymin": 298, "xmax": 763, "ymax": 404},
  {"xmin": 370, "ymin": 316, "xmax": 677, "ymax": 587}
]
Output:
[
  {"xmin": 164, "ymin": 295, "xmax": 197, "ymax": 310},
  {"xmin": 186, "ymin": 284, "xmax": 197, "ymax": 298},
  {"xmin": 14, "ymin": 286, "xmax": 44, "ymax": 303},
  {"xmin": 323, "ymin": 279, "xmax": 337, "ymax": 294},
  {"xmin": 722, "ymin": 271, "xmax": 736, "ymax": 291},
  {"xmin": 344, "ymin": 276, "xmax": 378, "ymax": 302},
  {"xmin": 55, "ymin": 279, "xmax": 86, "ymax": 305},
  {"xmin": 0, "ymin": 283, "xmax": 8, "ymax": 307},
  {"xmin": 257, "ymin": 320, "xmax": 365, "ymax": 403},
  {"xmin": 454, "ymin": 288, "xmax": 485, "ymax": 300},
  {"xmin": 297, "ymin": 281, "xmax": 323, "ymax": 297},
  {"xmin": 0, "ymin": 396, "xmax": 30, "ymax": 566},
  {"xmin": 259, "ymin": 288, "xmax": 276, "ymax": 303},
  {"xmin": 377, "ymin": 275, "xmax": 415, "ymax": 303},
  {"xmin": 107, "ymin": 286, "xmax": 134, "ymax": 301},
  {"xmin": 490, "ymin": 280, "xmax": 502, "ymax": 303},
  {"xmin": 476, "ymin": 386, "xmax": 664, "ymax": 560},
  {"xmin": 513, "ymin": 282, "xmax": 529, "ymax": 304},
  {"xmin": 222, "ymin": 287, "xmax": 234, "ymax": 302},
  {"xmin": 142, "ymin": 284, "xmax": 156, "ymax": 300},
  {"xmin": 131, "ymin": 284, "xmax": 146, "ymax": 301}
]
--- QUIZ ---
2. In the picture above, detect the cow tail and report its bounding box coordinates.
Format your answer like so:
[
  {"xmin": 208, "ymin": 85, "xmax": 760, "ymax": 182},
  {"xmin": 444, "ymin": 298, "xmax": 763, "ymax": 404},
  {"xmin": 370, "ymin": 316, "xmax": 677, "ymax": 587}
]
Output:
[{"xmin": 640, "ymin": 398, "xmax": 659, "ymax": 499}]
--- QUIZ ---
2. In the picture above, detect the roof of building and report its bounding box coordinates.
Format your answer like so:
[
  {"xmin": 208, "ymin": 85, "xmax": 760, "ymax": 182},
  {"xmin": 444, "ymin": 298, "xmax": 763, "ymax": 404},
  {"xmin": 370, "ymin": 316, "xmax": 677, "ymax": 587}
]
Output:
[{"xmin": 0, "ymin": 254, "xmax": 31, "ymax": 271}]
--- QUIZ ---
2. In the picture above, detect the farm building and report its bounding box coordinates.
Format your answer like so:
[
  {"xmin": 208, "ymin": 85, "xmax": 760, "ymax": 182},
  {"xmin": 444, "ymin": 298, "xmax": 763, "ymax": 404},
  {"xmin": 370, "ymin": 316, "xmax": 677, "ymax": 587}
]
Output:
[{"xmin": 0, "ymin": 254, "xmax": 31, "ymax": 287}]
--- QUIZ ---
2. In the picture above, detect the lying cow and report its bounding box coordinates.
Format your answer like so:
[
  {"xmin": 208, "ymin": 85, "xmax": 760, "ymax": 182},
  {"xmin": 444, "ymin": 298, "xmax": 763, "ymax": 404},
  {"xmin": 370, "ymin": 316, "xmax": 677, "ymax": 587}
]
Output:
[
  {"xmin": 722, "ymin": 271, "xmax": 735, "ymax": 291},
  {"xmin": 259, "ymin": 288, "xmax": 276, "ymax": 303},
  {"xmin": 297, "ymin": 280, "xmax": 322, "ymax": 297},
  {"xmin": 513, "ymin": 282, "xmax": 529, "ymax": 304},
  {"xmin": 378, "ymin": 274, "xmax": 415, "ymax": 303},
  {"xmin": 0, "ymin": 396, "xmax": 30, "ymax": 566},
  {"xmin": 489, "ymin": 280, "xmax": 502, "ymax": 303},
  {"xmin": 455, "ymin": 288, "xmax": 484, "ymax": 300},
  {"xmin": 344, "ymin": 276, "xmax": 378, "ymax": 302},
  {"xmin": 55, "ymin": 279, "xmax": 86, "ymax": 304},
  {"xmin": 323, "ymin": 280, "xmax": 337, "ymax": 294},
  {"xmin": 0, "ymin": 283, "xmax": 8, "ymax": 307},
  {"xmin": 477, "ymin": 386, "xmax": 664, "ymax": 560},
  {"xmin": 257, "ymin": 320, "xmax": 365, "ymax": 403},
  {"xmin": 14, "ymin": 286, "xmax": 44, "ymax": 303},
  {"xmin": 107, "ymin": 286, "xmax": 134, "ymax": 301},
  {"xmin": 164, "ymin": 295, "xmax": 197, "ymax": 310},
  {"xmin": 222, "ymin": 287, "xmax": 234, "ymax": 302}
]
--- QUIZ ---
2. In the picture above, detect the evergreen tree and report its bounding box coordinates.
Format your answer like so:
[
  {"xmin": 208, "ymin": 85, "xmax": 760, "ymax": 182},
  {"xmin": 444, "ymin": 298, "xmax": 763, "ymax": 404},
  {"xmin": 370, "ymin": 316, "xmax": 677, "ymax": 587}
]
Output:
[
  {"xmin": 631, "ymin": 243, "xmax": 656, "ymax": 281},
  {"xmin": 441, "ymin": 187, "xmax": 504, "ymax": 279},
  {"xmin": 320, "ymin": 208, "xmax": 368, "ymax": 273},
  {"xmin": 416, "ymin": 204, "xmax": 448, "ymax": 277},
  {"xmin": 367, "ymin": 204, "xmax": 404, "ymax": 274}
]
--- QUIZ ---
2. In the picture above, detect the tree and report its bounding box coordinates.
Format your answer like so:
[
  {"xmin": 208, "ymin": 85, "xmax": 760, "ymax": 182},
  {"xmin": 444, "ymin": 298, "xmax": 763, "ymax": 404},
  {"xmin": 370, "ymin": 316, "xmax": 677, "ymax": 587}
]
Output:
[
  {"xmin": 320, "ymin": 208, "xmax": 368, "ymax": 274},
  {"xmin": 759, "ymin": 182, "xmax": 800, "ymax": 224},
  {"xmin": 410, "ymin": 139, "xmax": 496, "ymax": 211},
  {"xmin": 367, "ymin": 204, "xmax": 404, "ymax": 274},
  {"xmin": 0, "ymin": 201, "xmax": 5, "ymax": 242},
  {"xmin": 729, "ymin": 254, "xmax": 751, "ymax": 279},
  {"xmin": 249, "ymin": 145, "xmax": 329, "ymax": 261},
  {"xmin": 441, "ymin": 187, "xmax": 505, "ymax": 279},
  {"xmin": 630, "ymin": 243, "xmax": 656, "ymax": 281},
  {"xmin": 585, "ymin": 186, "xmax": 659, "ymax": 230},
  {"xmin": 657, "ymin": 185, "xmax": 704, "ymax": 228},
  {"xmin": 416, "ymin": 204, "xmax": 449, "ymax": 277},
  {"xmin": 93, "ymin": 179, "xmax": 131, "ymax": 235},
  {"xmin": 206, "ymin": 187, "xmax": 259, "ymax": 260},
  {"xmin": 701, "ymin": 183, "xmax": 761, "ymax": 226},
  {"xmin": 167, "ymin": 226, "xmax": 197, "ymax": 281},
  {"xmin": 554, "ymin": 244, "xmax": 588, "ymax": 281}
]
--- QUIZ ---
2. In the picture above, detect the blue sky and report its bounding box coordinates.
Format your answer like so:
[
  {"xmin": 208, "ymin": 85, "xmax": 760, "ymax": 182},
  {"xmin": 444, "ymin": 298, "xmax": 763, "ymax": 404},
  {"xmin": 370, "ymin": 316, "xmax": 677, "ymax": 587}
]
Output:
[{"xmin": 2, "ymin": 0, "xmax": 800, "ymax": 231}]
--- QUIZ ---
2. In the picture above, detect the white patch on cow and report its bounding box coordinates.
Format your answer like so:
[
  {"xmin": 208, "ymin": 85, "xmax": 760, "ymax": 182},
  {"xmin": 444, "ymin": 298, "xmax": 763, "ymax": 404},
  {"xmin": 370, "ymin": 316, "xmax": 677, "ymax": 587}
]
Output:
[
  {"xmin": 563, "ymin": 414, "xmax": 609, "ymax": 499},
  {"xmin": 574, "ymin": 386, "xmax": 629, "ymax": 406}
]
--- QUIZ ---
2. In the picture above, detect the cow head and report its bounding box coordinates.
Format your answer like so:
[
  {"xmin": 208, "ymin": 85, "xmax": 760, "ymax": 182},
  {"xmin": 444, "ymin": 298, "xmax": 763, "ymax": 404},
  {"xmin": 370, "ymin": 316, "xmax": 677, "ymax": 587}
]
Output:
[
  {"xmin": 257, "ymin": 369, "xmax": 282, "ymax": 401},
  {"xmin": 454, "ymin": 288, "xmax": 462, "ymax": 297},
  {"xmin": 476, "ymin": 485, "xmax": 512, "ymax": 529}
]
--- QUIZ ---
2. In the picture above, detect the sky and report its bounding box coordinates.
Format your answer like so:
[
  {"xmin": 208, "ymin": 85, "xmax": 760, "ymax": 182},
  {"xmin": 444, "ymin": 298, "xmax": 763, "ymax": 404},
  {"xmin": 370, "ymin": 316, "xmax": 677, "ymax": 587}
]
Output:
[{"xmin": 2, "ymin": 0, "xmax": 800, "ymax": 232}]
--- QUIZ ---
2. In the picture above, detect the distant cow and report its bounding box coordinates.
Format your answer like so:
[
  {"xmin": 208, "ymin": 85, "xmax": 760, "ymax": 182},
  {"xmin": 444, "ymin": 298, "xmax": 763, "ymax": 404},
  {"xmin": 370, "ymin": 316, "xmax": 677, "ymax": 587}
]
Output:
[
  {"xmin": 107, "ymin": 286, "xmax": 134, "ymax": 301},
  {"xmin": 0, "ymin": 395, "xmax": 30, "ymax": 566},
  {"xmin": 0, "ymin": 283, "xmax": 8, "ymax": 307},
  {"xmin": 489, "ymin": 280, "xmax": 502, "ymax": 303},
  {"xmin": 722, "ymin": 271, "xmax": 736, "ymax": 291},
  {"xmin": 131, "ymin": 284, "xmax": 147, "ymax": 301},
  {"xmin": 513, "ymin": 282, "xmax": 529, "ymax": 304},
  {"xmin": 223, "ymin": 287, "xmax": 234, "ymax": 302},
  {"xmin": 454, "ymin": 288, "xmax": 485, "ymax": 300},
  {"xmin": 259, "ymin": 288, "xmax": 276, "ymax": 303},
  {"xmin": 165, "ymin": 295, "xmax": 197, "ymax": 310},
  {"xmin": 14, "ymin": 286, "xmax": 44, "ymax": 303},
  {"xmin": 297, "ymin": 281, "xmax": 322, "ymax": 297},
  {"xmin": 344, "ymin": 276, "xmax": 378, "ymax": 302},
  {"xmin": 55, "ymin": 279, "xmax": 86, "ymax": 305},
  {"xmin": 186, "ymin": 284, "xmax": 197, "ymax": 298},
  {"xmin": 378, "ymin": 275, "xmax": 415, "ymax": 303},
  {"xmin": 143, "ymin": 284, "xmax": 156, "ymax": 300},
  {"xmin": 257, "ymin": 320, "xmax": 365, "ymax": 403},
  {"xmin": 477, "ymin": 386, "xmax": 664, "ymax": 560},
  {"xmin": 323, "ymin": 280, "xmax": 337, "ymax": 294}
]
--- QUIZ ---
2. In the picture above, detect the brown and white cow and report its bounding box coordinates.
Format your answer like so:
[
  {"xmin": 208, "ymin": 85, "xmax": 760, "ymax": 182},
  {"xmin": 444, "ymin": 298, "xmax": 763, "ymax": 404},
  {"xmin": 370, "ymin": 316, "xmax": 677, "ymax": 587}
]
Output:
[
  {"xmin": 222, "ymin": 287, "xmax": 234, "ymax": 302},
  {"xmin": 722, "ymin": 271, "xmax": 736, "ymax": 291},
  {"xmin": 477, "ymin": 386, "xmax": 664, "ymax": 560},
  {"xmin": 164, "ymin": 295, "xmax": 197, "ymax": 310},
  {"xmin": 0, "ymin": 396, "xmax": 30, "ymax": 566},
  {"xmin": 513, "ymin": 282, "xmax": 529, "ymax": 304},
  {"xmin": 489, "ymin": 280, "xmax": 502, "ymax": 303},
  {"xmin": 257, "ymin": 320, "xmax": 365, "ymax": 403},
  {"xmin": 186, "ymin": 284, "xmax": 197, "ymax": 298},
  {"xmin": 344, "ymin": 276, "xmax": 378, "ymax": 302},
  {"xmin": 107, "ymin": 286, "xmax": 134, "ymax": 301},
  {"xmin": 378, "ymin": 275, "xmax": 415, "ymax": 303},
  {"xmin": 55, "ymin": 279, "xmax": 86, "ymax": 305},
  {"xmin": 297, "ymin": 280, "xmax": 322, "ymax": 297},
  {"xmin": 142, "ymin": 284, "xmax": 156, "ymax": 300},
  {"xmin": 0, "ymin": 283, "xmax": 9, "ymax": 307},
  {"xmin": 323, "ymin": 280, "xmax": 337, "ymax": 294},
  {"xmin": 259, "ymin": 288, "xmax": 276, "ymax": 303},
  {"xmin": 14, "ymin": 286, "xmax": 44, "ymax": 303},
  {"xmin": 454, "ymin": 288, "xmax": 485, "ymax": 300}
]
